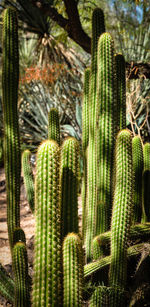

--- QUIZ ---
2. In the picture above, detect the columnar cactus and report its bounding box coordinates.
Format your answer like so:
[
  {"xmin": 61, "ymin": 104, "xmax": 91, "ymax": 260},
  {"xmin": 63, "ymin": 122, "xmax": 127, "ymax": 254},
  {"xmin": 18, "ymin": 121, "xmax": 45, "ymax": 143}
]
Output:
[
  {"xmin": 85, "ymin": 8, "xmax": 105, "ymax": 261},
  {"xmin": 132, "ymin": 136, "xmax": 143, "ymax": 223},
  {"xmin": 63, "ymin": 233, "xmax": 83, "ymax": 307},
  {"xmin": 109, "ymin": 130, "xmax": 133, "ymax": 295},
  {"xmin": 12, "ymin": 242, "xmax": 31, "ymax": 307},
  {"xmin": 115, "ymin": 53, "xmax": 126, "ymax": 131},
  {"xmin": 89, "ymin": 286, "xmax": 109, "ymax": 306},
  {"xmin": 142, "ymin": 143, "xmax": 150, "ymax": 222},
  {"xmin": 2, "ymin": 7, "xmax": 21, "ymax": 249},
  {"xmin": 96, "ymin": 32, "xmax": 117, "ymax": 233},
  {"xmin": 60, "ymin": 137, "xmax": 79, "ymax": 238},
  {"xmin": 48, "ymin": 108, "xmax": 60, "ymax": 145},
  {"xmin": 22, "ymin": 150, "xmax": 34, "ymax": 213},
  {"xmin": 82, "ymin": 67, "xmax": 90, "ymax": 238},
  {"xmin": 32, "ymin": 140, "xmax": 62, "ymax": 306}
]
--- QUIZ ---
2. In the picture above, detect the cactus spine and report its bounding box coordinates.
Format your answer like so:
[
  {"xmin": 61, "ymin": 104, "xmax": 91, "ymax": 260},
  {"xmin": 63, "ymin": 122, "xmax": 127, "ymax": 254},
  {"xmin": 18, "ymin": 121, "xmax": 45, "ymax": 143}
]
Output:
[
  {"xmin": 82, "ymin": 67, "xmax": 90, "ymax": 238},
  {"xmin": 142, "ymin": 143, "xmax": 150, "ymax": 222},
  {"xmin": 2, "ymin": 7, "xmax": 21, "ymax": 249},
  {"xmin": 12, "ymin": 242, "xmax": 31, "ymax": 307},
  {"xmin": 109, "ymin": 130, "xmax": 133, "ymax": 295},
  {"xmin": 48, "ymin": 108, "xmax": 60, "ymax": 145},
  {"xmin": 86, "ymin": 8, "xmax": 105, "ymax": 261},
  {"xmin": 32, "ymin": 140, "xmax": 62, "ymax": 306},
  {"xmin": 96, "ymin": 32, "xmax": 116, "ymax": 233},
  {"xmin": 132, "ymin": 136, "xmax": 143, "ymax": 223},
  {"xmin": 63, "ymin": 233, "xmax": 83, "ymax": 307},
  {"xmin": 61, "ymin": 137, "xmax": 79, "ymax": 238},
  {"xmin": 22, "ymin": 150, "xmax": 34, "ymax": 213}
]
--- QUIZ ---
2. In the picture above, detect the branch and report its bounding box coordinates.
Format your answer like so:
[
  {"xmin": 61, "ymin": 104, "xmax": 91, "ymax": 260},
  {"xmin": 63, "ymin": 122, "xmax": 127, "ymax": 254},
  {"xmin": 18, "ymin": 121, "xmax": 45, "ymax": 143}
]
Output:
[{"xmin": 126, "ymin": 62, "xmax": 150, "ymax": 79}]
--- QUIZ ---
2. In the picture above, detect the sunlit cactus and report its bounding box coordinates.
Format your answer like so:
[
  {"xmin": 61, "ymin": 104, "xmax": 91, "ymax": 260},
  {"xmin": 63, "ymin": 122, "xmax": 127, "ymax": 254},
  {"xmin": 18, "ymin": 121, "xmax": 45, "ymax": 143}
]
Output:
[
  {"xmin": 48, "ymin": 107, "xmax": 60, "ymax": 145},
  {"xmin": 2, "ymin": 7, "xmax": 21, "ymax": 249}
]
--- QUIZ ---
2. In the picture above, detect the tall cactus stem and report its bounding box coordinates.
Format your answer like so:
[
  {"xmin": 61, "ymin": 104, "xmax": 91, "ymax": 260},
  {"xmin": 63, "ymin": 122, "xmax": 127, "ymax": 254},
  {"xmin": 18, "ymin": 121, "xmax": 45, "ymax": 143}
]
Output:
[
  {"xmin": 115, "ymin": 53, "xmax": 126, "ymax": 131},
  {"xmin": 109, "ymin": 130, "xmax": 133, "ymax": 293},
  {"xmin": 48, "ymin": 108, "xmax": 60, "ymax": 145},
  {"xmin": 2, "ymin": 7, "xmax": 21, "ymax": 249},
  {"xmin": 63, "ymin": 233, "xmax": 84, "ymax": 307},
  {"xmin": 12, "ymin": 242, "xmax": 31, "ymax": 307},
  {"xmin": 32, "ymin": 140, "xmax": 62, "ymax": 306},
  {"xmin": 82, "ymin": 67, "xmax": 90, "ymax": 238},
  {"xmin": 85, "ymin": 8, "xmax": 105, "ymax": 261},
  {"xmin": 132, "ymin": 136, "xmax": 143, "ymax": 223},
  {"xmin": 61, "ymin": 137, "xmax": 79, "ymax": 238},
  {"xmin": 142, "ymin": 143, "xmax": 150, "ymax": 222},
  {"xmin": 22, "ymin": 149, "xmax": 34, "ymax": 213}
]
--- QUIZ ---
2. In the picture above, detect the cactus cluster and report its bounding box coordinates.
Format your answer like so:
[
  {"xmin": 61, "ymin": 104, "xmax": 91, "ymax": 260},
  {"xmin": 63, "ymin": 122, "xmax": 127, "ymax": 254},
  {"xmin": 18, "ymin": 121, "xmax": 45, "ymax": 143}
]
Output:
[{"xmin": 1, "ymin": 6, "xmax": 150, "ymax": 307}]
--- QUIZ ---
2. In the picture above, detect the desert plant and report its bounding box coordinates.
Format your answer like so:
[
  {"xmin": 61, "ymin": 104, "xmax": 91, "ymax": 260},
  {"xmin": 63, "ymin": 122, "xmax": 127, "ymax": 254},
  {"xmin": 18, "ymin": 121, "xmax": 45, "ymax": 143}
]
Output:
[
  {"xmin": 2, "ymin": 7, "xmax": 21, "ymax": 250},
  {"xmin": 48, "ymin": 107, "xmax": 60, "ymax": 145},
  {"xmin": 32, "ymin": 140, "xmax": 62, "ymax": 306},
  {"xmin": 22, "ymin": 149, "xmax": 34, "ymax": 213},
  {"xmin": 63, "ymin": 233, "xmax": 83, "ymax": 307},
  {"xmin": 142, "ymin": 143, "xmax": 150, "ymax": 222},
  {"xmin": 0, "ymin": 263, "xmax": 14, "ymax": 303}
]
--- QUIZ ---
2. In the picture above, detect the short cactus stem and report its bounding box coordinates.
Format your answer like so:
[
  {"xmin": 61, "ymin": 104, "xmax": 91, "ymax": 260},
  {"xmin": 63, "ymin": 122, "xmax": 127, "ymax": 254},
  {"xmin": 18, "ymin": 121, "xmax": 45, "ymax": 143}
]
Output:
[
  {"xmin": 32, "ymin": 140, "xmax": 62, "ymax": 307},
  {"xmin": 109, "ymin": 129, "xmax": 133, "ymax": 291},
  {"xmin": 85, "ymin": 8, "xmax": 105, "ymax": 261},
  {"xmin": 2, "ymin": 7, "xmax": 21, "ymax": 249},
  {"xmin": 60, "ymin": 137, "xmax": 79, "ymax": 238},
  {"xmin": 63, "ymin": 233, "xmax": 84, "ymax": 307},
  {"xmin": 132, "ymin": 136, "xmax": 143, "ymax": 223},
  {"xmin": 22, "ymin": 149, "xmax": 34, "ymax": 213},
  {"xmin": 89, "ymin": 286, "xmax": 125, "ymax": 307},
  {"xmin": 48, "ymin": 108, "xmax": 60, "ymax": 145},
  {"xmin": 13, "ymin": 227, "xmax": 26, "ymax": 246},
  {"xmin": 12, "ymin": 242, "xmax": 31, "ymax": 307}
]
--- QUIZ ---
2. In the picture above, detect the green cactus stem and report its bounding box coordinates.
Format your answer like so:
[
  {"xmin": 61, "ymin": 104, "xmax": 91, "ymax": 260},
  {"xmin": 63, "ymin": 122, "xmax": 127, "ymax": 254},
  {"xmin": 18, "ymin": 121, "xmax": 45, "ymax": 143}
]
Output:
[
  {"xmin": 142, "ymin": 143, "xmax": 150, "ymax": 222},
  {"xmin": 48, "ymin": 108, "xmax": 60, "ymax": 145},
  {"xmin": 115, "ymin": 53, "xmax": 126, "ymax": 131},
  {"xmin": 109, "ymin": 129, "xmax": 133, "ymax": 292},
  {"xmin": 82, "ymin": 67, "xmax": 90, "ymax": 239},
  {"xmin": 0, "ymin": 263, "xmax": 14, "ymax": 303},
  {"xmin": 60, "ymin": 137, "xmax": 79, "ymax": 238},
  {"xmin": 132, "ymin": 136, "xmax": 143, "ymax": 223},
  {"xmin": 84, "ymin": 242, "xmax": 146, "ymax": 278},
  {"xmin": 85, "ymin": 8, "xmax": 105, "ymax": 261},
  {"xmin": 63, "ymin": 233, "xmax": 84, "ymax": 307},
  {"xmin": 32, "ymin": 140, "xmax": 62, "ymax": 307},
  {"xmin": 12, "ymin": 242, "xmax": 31, "ymax": 307},
  {"xmin": 2, "ymin": 7, "xmax": 21, "ymax": 249},
  {"xmin": 92, "ymin": 222, "xmax": 150, "ymax": 258},
  {"xmin": 96, "ymin": 32, "xmax": 117, "ymax": 234},
  {"xmin": 13, "ymin": 227, "xmax": 26, "ymax": 246},
  {"xmin": 22, "ymin": 149, "xmax": 34, "ymax": 213}
]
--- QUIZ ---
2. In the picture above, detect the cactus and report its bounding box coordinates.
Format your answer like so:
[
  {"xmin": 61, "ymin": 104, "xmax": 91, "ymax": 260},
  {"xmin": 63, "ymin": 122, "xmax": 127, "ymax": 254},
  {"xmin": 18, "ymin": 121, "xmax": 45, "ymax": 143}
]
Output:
[
  {"xmin": 89, "ymin": 286, "xmax": 125, "ymax": 307},
  {"xmin": 0, "ymin": 263, "xmax": 14, "ymax": 303},
  {"xmin": 13, "ymin": 227, "xmax": 26, "ymax": 246},
  {"xmin": 22, "ymin": 149, "xmax": 34, "ymax": 213},
  {"xmin": 63, "ymin": 233, "xmax": 83, "ymax": 307},
  {"xmin": 32, "ymin": 140, "xmax": 62, "ymax": 306},
  {"xmin": 48, "ymin": 108, "xmax": 60, "ymax": 145},
  {"xmin": 2, "ymin": 7, "xmax": 21, "ymax": 249},
  {"xmin": 85, "ymin": 8, "xmax": 105, "ymax": 261},
  {"xmin": 60, "ymin": 137, "xmax": 79, "ymax": 238},
  {"xmin": 82, "ymin": 67, "xmax": 90, "ymax": 238},
  {"xmin": 96, "ymin": 32, "xmax": 117, "ymax": 234},
  {"xmin": 109, "ymin": 130, "xmax": 133, "ymax": 294},
  {"xmin": 132, "ymin": 136, "xmax": 143, "ymax": 223},
  {"xmin": 115, "ymin": 53, "xmax": 126, "ymax": 131},
  {"xmin": 84, "ymin": 242, "xmax": 145, "ymax": 278},
  {"xmin": 142, "ymin": 143, "xmax": 150, "ymax": 222},
  {"xmin": 12, "ymin": 242, "xmax": 31, "ymax": 307}
]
